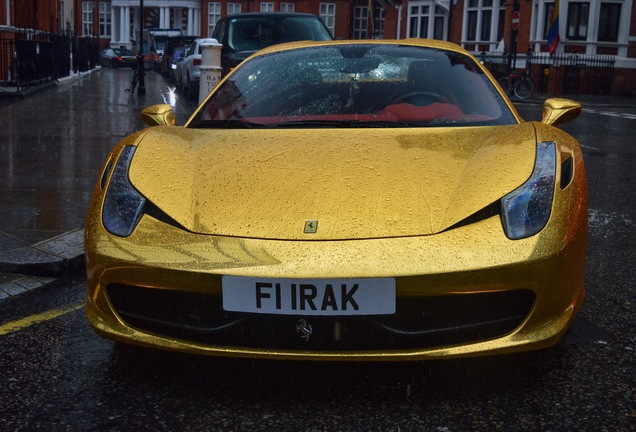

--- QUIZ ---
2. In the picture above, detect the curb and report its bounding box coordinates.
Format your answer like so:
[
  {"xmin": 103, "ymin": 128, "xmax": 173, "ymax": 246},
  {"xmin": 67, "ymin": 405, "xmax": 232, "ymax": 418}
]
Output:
[{"xmin": 0, "ymin": 229, "xmax": 85, "ymax": 278}]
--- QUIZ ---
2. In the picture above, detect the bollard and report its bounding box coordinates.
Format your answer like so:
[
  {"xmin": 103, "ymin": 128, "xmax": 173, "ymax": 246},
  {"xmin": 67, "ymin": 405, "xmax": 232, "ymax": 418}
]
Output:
[{"xmin": 198, "ymin": 38, "xmax": 223, "ymax": 105}]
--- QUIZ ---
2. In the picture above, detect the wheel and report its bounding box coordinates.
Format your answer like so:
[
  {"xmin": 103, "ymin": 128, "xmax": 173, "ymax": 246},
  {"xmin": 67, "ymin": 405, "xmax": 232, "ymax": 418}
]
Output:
[
  {"xmin": 514, "ymin": 78, "xmax": 533, "ymax": 100},
  {"xmin": 392, "ymin": 91, "xmax": 442, "ymax": 106}
]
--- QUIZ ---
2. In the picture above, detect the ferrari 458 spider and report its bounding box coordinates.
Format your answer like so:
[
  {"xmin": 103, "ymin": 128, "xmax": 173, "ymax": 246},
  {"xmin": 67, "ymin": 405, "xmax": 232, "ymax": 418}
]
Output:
[{"xmin": 85, "ymin": 39, "xmax": 587, "ymax": 361}]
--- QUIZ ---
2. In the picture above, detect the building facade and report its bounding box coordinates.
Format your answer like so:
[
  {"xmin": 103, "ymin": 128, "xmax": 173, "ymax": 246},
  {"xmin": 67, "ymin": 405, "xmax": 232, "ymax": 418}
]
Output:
[{"xmin": 2, "ymin": 0, "xmax": 635, "ymax": 94}]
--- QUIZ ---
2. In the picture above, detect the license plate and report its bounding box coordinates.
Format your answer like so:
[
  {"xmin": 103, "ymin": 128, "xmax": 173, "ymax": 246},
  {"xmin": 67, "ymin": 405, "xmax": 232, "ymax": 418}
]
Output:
[{"xmin": 222, "ymin": 276, "xmax": 395, "ymax": 316}]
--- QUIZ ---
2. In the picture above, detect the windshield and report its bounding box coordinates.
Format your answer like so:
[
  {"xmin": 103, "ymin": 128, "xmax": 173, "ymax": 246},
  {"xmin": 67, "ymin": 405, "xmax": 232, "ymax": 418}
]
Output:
[
  {"xmin": 227, "ymin": 16, "xmax": 332, "ymax": 52},
  {"xmin": 114, "ymin": 49, "xmax": 135, "ymax": 56},
  {"xmin": 189, "ymin": 43, "xmax": 517, "ymax": 129}
]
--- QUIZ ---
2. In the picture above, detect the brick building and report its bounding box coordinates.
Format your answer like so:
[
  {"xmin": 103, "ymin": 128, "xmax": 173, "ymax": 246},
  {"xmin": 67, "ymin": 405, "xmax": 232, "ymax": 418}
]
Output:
[{"xmin": 2, "ymin": 0, "xmax": 635, "ymax": 94}]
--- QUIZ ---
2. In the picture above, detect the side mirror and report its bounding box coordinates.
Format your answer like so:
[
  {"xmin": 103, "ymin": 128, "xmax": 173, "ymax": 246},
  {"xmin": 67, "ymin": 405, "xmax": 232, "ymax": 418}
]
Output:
[
  {"xmin": 541, "ymin": 98, "xmax": 581, "ymax": 127},
  {"xmin": 141, "ymin": 104, "xmax": 176, "ymax": 127}
]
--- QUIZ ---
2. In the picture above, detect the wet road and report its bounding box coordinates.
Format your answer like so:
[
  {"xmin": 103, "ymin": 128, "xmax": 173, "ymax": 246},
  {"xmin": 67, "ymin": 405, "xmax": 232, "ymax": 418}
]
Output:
[
  {"xmin": 1, "ymin": 74, "xmax": 635, "ymax": 430},
  {"xmin": 0, "ymin": 69, "xmax": 196, "ymax": 246}
]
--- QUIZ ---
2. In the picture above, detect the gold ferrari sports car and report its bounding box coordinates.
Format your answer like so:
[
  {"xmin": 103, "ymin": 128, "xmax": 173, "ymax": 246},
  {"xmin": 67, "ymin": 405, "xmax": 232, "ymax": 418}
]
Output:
[{"xmin": 85, "ymin": 39, "xmax": 587, "ymax": 361}]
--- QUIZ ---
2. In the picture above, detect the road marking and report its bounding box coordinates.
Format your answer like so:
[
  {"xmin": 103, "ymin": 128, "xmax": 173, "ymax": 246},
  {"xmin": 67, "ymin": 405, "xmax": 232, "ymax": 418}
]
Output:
[
  {"xmin": 0, "ymin": 302, "xmax": 84, "ymax": 336},
  {"xmin": 583, "ymin": 108, "xmax": 636, "ymax": 120}
]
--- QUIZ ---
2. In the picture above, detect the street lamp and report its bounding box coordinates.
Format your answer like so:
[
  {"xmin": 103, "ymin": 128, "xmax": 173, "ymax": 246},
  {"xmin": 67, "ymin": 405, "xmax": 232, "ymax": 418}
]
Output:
[{"xmin": 137, "ymin": 0, "xmax": 146, "ymax": 95}]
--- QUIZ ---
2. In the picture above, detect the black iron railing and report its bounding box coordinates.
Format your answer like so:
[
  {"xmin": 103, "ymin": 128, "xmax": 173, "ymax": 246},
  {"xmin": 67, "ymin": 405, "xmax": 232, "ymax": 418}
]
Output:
[
  {"xmin": 0, "ymin": 29, "xmax": 99, "ymax": 94},
  {"xmin": 480, "ymin": 52, "xmax": 616, "ymax": 96}
]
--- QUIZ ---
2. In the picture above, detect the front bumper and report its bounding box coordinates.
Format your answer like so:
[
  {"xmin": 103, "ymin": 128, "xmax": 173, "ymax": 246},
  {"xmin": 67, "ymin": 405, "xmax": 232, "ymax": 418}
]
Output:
[{"xmin": 85, "ymin": 206, "xmax": 586, "ymax": 361}]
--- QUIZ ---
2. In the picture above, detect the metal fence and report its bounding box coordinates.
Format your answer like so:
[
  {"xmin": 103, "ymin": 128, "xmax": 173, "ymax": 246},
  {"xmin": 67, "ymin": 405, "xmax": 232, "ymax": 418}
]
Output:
[
  {"xmin": 0, "ymin": 29, "xmax": 100, "ymax": 94},
  {"xmin": 480, "ymin": 52, "xmax": 616, "ymax": 95}
]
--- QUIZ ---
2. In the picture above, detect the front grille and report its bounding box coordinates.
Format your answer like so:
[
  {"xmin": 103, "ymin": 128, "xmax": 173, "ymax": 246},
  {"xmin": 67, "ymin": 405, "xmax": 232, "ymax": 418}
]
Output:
[{"xmin": 107, "ymin": 283, "xmax": 535, "ymax": 351}]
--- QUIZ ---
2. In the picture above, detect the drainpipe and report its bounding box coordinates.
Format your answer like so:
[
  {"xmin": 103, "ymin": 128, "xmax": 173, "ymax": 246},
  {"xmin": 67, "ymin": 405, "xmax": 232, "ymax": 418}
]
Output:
[
  {"xmin": 6, "ymin": 0, "xmax": 10, "ymax": 26},
  {"xmin": 396, "ymin": 4, "xmax": 402, "ymax": 39}
]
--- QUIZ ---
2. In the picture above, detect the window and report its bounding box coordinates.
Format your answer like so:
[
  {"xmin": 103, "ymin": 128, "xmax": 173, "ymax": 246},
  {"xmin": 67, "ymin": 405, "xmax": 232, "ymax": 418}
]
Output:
[
  {"xmin": 82, "ymin": 2, "xmax": 93, "ymax": 36},
  {"xmin": 208, "ymin": 2, "xmax": 221, "ymax": 37},
  {"xmin": 598, "ymin": 2, "xmax": 621, "ymax": 42},
  {"xmin": 280, "ymin": 3, "xmax": 295, "ymax": 13},
  {"xmin": 409, "ymin": 5, "xmax": 429, "ymax": 38},
  {"xmin": 566, "ymin": 2, "xmax": 589, "ymax": 40},
  {"xmin": 227, "ymin": 3, "xmax": 241, "ymax": 15},
  {"xmin": 408, "ymin": 2, "xmax": 448, "ymax": 40},
  {"xmin": 374, "ymin": 7, "xmax": 385, "ymax": 39},
  {"xmin": 319, "ymin": 3, "xmax": 336, "ymax": 36},
  {"xmin": 260, "ymin": 2, "xmax": 274, "ymax": 12},
  {"xmin": 99, "ymin": 2, "xmax": 111, "ymax": 37},
  {"xmin": 353, "ymin": 6, "xmax": 368, "ymax": 39},
  {"xmin": 433, "ymin": 6, "xmax": 445, "ymax": 40},
  {"xmin": 464, "ymin": 0, "xmax": 506, "ymax": 43},
  {"xmin": 541, "ymin": 2, "xmax": 556, "ymax": 40}
]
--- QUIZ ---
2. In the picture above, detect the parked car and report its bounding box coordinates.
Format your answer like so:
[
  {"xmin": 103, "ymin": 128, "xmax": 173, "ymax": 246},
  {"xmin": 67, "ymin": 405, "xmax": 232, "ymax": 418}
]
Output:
[
  {"xmin": 212, "ymin": 12, "xmax": 333, "ymax": 75},
  {"xmin": 86, "ymin": 39, "xmax": 587, "ymax": 361},
  {"xmin": 167, "ymin": 46, "xmax": 188, "ymax": 83},
  {"xmin": 175, "ymin": 38, "xmax": 208, "ymax": 99},
  {"xmin": 160, "ymin": 36, "xmax": 198, "ymax": 77},
  {"xmin": 99, "ymin": 48, "xmax": 137, "ymax": 68}
]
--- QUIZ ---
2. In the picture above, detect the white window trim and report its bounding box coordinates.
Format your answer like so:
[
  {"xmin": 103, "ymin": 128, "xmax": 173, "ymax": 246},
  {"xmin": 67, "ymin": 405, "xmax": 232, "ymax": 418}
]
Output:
[
  {"xmin": 260, "ymin": 2, "xmax": 275, "ymax": 12},
  {"xmin": 280, "ymin": 3, "xmax": 295, "ymax": 13},
  {"xmin": 227, "ymin": 3, "xmax": 241, "ymax": 15},
  {"xmin": 406, "ymin": 1, "xmax": 449, "ymax": 41},
  {"xmin": 82, "ymin": 2, "xmax": 94, "ymax": 37},
  {"xmin": 208, "ymin": 2, "xmax": 221, "ymax": 37},
  {"xmin": 319, "ymin": 3, "xmax": 336, "ymax": 36},
  {"xmin": 461, "ymin": 0, "xmax": 505, "ymax": 51}
]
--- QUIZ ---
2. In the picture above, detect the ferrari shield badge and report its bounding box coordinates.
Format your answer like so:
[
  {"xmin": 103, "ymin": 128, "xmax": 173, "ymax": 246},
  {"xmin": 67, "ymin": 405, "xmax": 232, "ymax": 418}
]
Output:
[{"xmin": 304, "ymin": 220, "xmax": 318, "ymax": 234}]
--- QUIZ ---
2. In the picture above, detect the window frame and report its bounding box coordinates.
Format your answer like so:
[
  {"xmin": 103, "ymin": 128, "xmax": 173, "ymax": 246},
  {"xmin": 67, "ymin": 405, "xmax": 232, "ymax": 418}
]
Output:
[
  {"xmin": 260, "ymin": 2, "xmax": 274, "ymax": 12},
  {"xmin": 82, "ymin": 1, "xmax": 94, "ymax": 37},
  {"xmin": 565, "ymin": 1, "xmax": 590, "ymax": 41},
  {"xmin": 353, "ymin": 6, "xmax": 368, "ymax": 40},
  {"xmin": 319, "ymin": 3, "xmax": 336, "ymax": 36},
  {"xmin": 208, "ymin": 2, "xmax": 222, "ymax": 37},
  {"xmin": 98, "ymin": 2, "xmax": 111, "ymax": 38},
  {"xmin": 597, "ymin": 2, "xmax": 621, "ymax": 42},
  {"xmin": 407, "ymin": 1, "xmax": 448, "ymax": 40},
  {"xmin": 462, "ymin": 0, "xmax": 506, "ymax": 44},
  {"xmin": 227, "ymin": 3, "xmax": 241, "ymax": 15}
]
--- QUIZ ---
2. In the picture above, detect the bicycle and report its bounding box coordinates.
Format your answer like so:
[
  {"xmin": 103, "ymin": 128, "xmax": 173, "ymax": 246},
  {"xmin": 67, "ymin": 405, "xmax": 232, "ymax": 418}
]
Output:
[
  {"xmin": 497, "ymin": 70, "xmax": 533, "ymax": 100},
  {"xmin": 125, "ymin": 59, "xmax": 140, "ymax": 94}
]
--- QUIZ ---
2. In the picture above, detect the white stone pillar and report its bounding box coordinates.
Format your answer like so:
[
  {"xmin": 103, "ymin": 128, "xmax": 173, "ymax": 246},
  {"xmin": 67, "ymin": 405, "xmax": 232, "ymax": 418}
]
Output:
[
  {"xmin": 124, "ymin": 6, "xmax": 131, "ymax": 47},
  {"xmin": 120, "ymin": 6, "xmax": 126, "ymax": 44},
  {"xmin": 188, "ymin": 8, "xmax": 194, "ymax": 36},
  {"xmin": 198, "ymin": 38, "xmax": 223, "ymax": 104}
]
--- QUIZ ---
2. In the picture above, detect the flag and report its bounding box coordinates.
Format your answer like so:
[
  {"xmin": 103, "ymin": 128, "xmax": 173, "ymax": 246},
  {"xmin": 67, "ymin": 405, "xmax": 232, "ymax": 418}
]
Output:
[{"xmin": 547, "ymin": 0, "xmax": 560, "ymax": 55}]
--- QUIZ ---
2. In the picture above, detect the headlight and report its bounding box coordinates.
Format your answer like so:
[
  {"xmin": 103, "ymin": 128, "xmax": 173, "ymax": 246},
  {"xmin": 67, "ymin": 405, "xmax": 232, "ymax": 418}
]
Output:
[
  {"xmin": 102, "ymin": 146, "xmax": 146, "ymax": 237},
  {"xmin": 501, "ymin": 141, "xmax": 556, "ymax": 240}
]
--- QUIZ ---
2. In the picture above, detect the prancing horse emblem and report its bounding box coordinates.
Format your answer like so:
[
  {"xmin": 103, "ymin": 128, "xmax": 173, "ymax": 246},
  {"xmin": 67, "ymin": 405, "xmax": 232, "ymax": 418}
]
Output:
[{"xmin": 296, "ymin": 318, "xmax": 312, "ymax": 341}]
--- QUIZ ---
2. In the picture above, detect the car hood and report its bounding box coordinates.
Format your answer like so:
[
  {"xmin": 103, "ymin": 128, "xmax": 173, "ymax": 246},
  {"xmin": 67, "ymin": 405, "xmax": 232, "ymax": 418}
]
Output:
[{"xmin": 128, "ymin": 124, "xmax": 537, "ymax": 240}]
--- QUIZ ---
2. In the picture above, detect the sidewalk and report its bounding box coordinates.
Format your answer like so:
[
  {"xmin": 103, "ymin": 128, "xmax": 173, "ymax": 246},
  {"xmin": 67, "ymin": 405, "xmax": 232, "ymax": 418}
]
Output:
[
  {"xmin": 1, "ymin": 72, "xmax": 635, "ymax": 301},
  {"xmin": 0, "ymin": 67, "xmax": 197, "ymax": 300}
]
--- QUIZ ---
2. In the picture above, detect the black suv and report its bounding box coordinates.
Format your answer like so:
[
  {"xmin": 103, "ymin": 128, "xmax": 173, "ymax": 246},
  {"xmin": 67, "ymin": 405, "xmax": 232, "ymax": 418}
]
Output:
[{"xmin": 212, "ymin": 13, "xmax": 333, "ymax": 76}]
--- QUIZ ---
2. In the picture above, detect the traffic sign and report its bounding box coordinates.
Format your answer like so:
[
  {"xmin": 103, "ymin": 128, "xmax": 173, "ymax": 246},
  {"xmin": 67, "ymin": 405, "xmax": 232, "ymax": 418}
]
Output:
[{"xmin": 512, "ymin": 11, "xmax": 520, "ymax": 31}]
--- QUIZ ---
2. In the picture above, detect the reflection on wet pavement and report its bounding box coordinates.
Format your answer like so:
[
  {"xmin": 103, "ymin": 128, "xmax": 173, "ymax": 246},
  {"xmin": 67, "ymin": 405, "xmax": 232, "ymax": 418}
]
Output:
[{"xmin": 0, "ymin": 69, "xmax": 196, "ymax": 247}]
